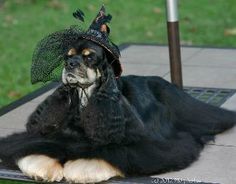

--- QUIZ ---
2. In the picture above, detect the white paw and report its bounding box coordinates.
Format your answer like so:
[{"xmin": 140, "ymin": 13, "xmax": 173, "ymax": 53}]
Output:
[
  {"xmin": 17, "ymin": 155, "xmax": 63, "ymax": 182},
  {"xmin": 64, "ymin": 159, "xmax": 124, "ymax": 183}
]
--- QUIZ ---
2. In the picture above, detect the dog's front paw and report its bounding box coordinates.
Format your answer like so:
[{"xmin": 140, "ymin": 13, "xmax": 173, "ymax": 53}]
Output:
[
  {"xmin": 17, "ymin": 155, "xmax": 63, "ymax": 182},
  {"xmin": 63, "ymin": 159, "xmax": 124, "ymax": 183}
]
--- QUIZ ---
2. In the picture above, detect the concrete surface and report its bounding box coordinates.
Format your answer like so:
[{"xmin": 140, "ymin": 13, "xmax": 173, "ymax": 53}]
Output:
[{"xmin": 156, "ymin": 145, "xmax": 236, "ymax": 184}]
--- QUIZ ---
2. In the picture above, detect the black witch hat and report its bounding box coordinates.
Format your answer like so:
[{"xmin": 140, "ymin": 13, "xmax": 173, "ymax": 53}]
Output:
[{"xmin": 31, "ymin": 5, "xmax": 122, "ymax": 84}]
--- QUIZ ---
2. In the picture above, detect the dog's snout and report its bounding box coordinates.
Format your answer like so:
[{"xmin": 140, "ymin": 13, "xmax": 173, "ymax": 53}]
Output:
[
  {"xmin": 69, "ymin": 60, "xmax": 79, "ymax": 68},
  {"xmin": 66, "ymin": 58, "xmax": 81, "ymax": 69}
]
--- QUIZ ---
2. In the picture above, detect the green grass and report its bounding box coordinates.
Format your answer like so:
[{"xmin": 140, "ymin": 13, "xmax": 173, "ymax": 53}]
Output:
[
  {"xmin": 0, "ymin": 0, "xmax": 236, "ymax": 181},
  {"xmin": 0, "ymin": 179, "xmax": 34, "ymax": 184}
]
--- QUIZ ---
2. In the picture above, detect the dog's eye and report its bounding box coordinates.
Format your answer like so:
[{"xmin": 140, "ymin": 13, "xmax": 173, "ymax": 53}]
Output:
[{"xmin": 86, "ymin": 56, "xmax": 93, "ymax": 61}]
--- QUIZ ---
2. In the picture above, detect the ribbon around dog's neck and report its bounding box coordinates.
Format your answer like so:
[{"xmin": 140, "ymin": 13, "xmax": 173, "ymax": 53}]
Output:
[{"xmin": 79, "ymin": 88, "xmax": 90, "ymax": 109}]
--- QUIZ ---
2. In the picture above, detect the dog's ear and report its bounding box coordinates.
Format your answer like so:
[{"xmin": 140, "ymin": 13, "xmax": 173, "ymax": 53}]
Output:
[
  {"xmin": 99, "ymin": 50, "xmax": 117, "ymax": 84},
  {"xmin": 81, "ymin": 84, "xmax": 124, "ymax": 146},
  {"xmin": 102, "ymin": 46, "xmax": 121, "ymax": 78}
]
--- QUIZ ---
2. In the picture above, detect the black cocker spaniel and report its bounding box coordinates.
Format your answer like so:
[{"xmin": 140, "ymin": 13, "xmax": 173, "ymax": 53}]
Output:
[{"xmin": 0, "ymin": 38, "xmax": 235, "ymax": 183}]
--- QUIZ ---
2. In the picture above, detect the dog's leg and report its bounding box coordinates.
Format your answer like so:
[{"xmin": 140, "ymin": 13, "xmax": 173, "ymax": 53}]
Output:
[
  {"xmin": 26, "ymin": 85, "xmax": 70, "ymax": 135},
  {"xmin": 17, "ymin": 155, "xmax": 63, "ymax": 182},
  {"xmin": 63, "ymin": 159, "xmax": 124, "ymax": 183}
]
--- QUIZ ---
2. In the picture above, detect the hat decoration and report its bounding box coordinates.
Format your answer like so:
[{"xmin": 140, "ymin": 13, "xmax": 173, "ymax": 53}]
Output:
[{"xmin": 31, "ymin": 5, "xmax": 122, "ymax": 84}]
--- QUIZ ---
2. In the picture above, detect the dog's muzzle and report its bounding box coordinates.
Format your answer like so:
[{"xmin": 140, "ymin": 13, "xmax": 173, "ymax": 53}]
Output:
[{"xmin": 62, "ymin": 63, "xmax": 101, "ymax": 89}]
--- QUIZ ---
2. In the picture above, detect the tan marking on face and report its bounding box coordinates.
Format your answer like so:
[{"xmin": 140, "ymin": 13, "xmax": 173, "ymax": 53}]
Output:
[
  {"xmin": 82, "ymin": 48, "xmax": 96, "ymax": 56},
  {"xmin": 67, "ymin": 48, "xmax": 77, "ymax": 56}
]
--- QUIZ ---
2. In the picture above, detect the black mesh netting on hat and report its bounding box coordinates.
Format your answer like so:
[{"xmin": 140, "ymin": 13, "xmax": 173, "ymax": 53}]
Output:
[{"xmin": 31, "ymin": 26, "xmax": 83, "ymax": 84}]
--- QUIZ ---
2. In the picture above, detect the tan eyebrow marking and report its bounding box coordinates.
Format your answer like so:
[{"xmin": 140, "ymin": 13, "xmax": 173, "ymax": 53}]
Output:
[
  {"xmin": 82, "ymin": 48, "xmax": 96, "ymax": 56},
  {"xmin": 67, "ymin": 48, "xmax": 77, "ymax": 56}
]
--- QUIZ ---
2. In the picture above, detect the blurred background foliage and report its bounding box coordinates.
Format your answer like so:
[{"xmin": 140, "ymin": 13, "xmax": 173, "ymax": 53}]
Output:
[{"xmin": 0, "ymin": 0, "xmax": 236, "ymax": 108}]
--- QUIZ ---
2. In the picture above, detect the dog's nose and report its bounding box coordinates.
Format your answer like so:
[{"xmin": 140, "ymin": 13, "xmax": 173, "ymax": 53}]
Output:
[
  {"xmin": 66, "ymin": 59, "xmax": 80, "ymax": 69},
  {"xmin": 68, "ymin": 60, "xmax": 78, "ymax": 67}
]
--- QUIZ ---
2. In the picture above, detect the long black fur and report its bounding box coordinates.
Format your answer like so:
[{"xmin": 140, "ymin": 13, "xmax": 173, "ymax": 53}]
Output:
[{"xmin": 0, "ymin": 40, "xmax": 236, "ymax": 177}]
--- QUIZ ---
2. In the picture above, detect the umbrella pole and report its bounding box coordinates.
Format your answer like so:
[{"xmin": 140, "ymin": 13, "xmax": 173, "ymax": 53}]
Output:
[{"xmin": 166, "ymin": 0, "xmax": 183, "ymax": 88}]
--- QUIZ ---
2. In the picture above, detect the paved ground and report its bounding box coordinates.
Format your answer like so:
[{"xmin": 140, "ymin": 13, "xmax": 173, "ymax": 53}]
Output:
[{"xmin": 0, "ymin": 44, "xmax": 236, "ymax": 184}]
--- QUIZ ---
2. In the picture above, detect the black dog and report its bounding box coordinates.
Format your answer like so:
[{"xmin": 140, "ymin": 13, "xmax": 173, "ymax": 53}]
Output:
[{"xmin": 0, "ymin": 38, "xmax": 235, "ymax": 183}]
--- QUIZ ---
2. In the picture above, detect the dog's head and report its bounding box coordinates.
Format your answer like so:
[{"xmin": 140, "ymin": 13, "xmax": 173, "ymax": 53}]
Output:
[{"xmin": 62, "ymin": 39, "xmax": 110, "ymax": 89}]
